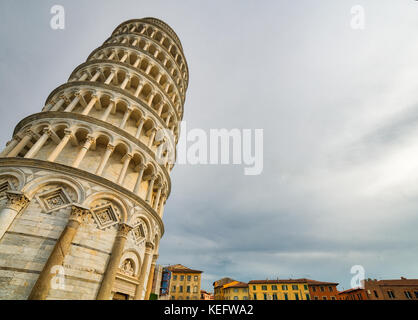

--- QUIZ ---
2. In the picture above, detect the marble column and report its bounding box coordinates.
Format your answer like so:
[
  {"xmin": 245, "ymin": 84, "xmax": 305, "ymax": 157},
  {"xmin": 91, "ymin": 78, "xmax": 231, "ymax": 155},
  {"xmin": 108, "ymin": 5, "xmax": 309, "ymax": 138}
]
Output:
[
  {"xmin": 24, "ymin": 128, "xmax": 52, "ymax": 159},
  {"xmin": 28, "ymin": 204, "xmax": 90, "ymax": 300},
  {"xmin": 134, "ymin": 241, "xmax": 154, "ymax": 300},
  {"xmin": 133, "ymin": 164, "xmax": 145, "ymax": 195},
  {"xmin": 47, "ymin": 130, "xmax": 73, "ymax": 162},
  {"xmin": 144, "ymin": 254, "xmax": 159, "ymax": 300},
  {"xmin": 72, "ymin": 136, "xmax": 95, "ymax": 168},
  {"xmin": 7, "ymin": 131, "xmax": 33, "ymax": 157},
  {"xmin": 145, "ymin": 175, "xmax": 156, "ymax": 203},
  {"xmin": 95, "ymin": 144, "xmax": 115, "ymax": 175},
  {"xmin": 0, "ymin": 191, "xmax": 29, "ymax": 241},
  {"xmin": 96, "ymin": 223, "xmax": 133, "ymax": 300},
  {"xmin": 117, "ymin": 154, "xmax": 132, "ymax": 184}
]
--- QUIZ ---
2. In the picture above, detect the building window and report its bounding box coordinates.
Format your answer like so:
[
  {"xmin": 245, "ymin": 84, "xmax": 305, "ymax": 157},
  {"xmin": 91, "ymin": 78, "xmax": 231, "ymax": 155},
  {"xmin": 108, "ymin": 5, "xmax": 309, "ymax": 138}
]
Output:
[
  {"xmin": 282, "ymin": 285, "xmax": 288, "ymax": 290},
  {"xmin": 272, "ymin": 285, "xmax": 277, "ymax": 290},
  {"xmin": 331, "ymin": 296, "xmax": 336, "ymax": 300},
  {"xmin": 357, "ymin": 293, "xmax": 362, "ymax": 300},
  {"xmin": 253, "ymin": 293, "xmax": 257, "ymax": 300},
  {"xmin": 305, "ymin": 294, "xmax": 310, "ymax": 300},
  {"xmin": 234, "ymin": 296, "xmax": 238, "ymax": 300},
  {"xmin": 404, "ymin": 291, "xmax": 412, "ymax": 299},
  {"xmin": 173, "ymin": 275, "xmax": 177, "ymax": 281},
  {"xmin": 172, "ymin": 286, "xmax": 176, "ymax": 293},
  {"xmin": 180, "ymin": 275, "xmax": 184, "ymax": 281},
  {"xmin": 193, "ymin": 286, "xmax": 198, "ymax": 293},
  {"xmin": 253, "ymin": 285, "xmax": 256, "ymax": 290},
  {"xmin": 261, "ymin": 285, "xmax": 267, "ymax": 291},
  {"xmin": 373, "ymin": 290, "xmax": 379, "ymax": 298},
  {"xmin": 323, "ymin": 296, "xmax": 327, "ymax": 300},
  {"xmin": 314, "ymin": 296, "xmax": 319, "ymax": 300},
  {"xmin": 194, "ymin": 276, "xmax": 198, "ymax": 281},
  {"xmin": 387, "ymin": 290, "xmax": 395, "ymax": 299},
  {"xmin": 292, "ymin": 285, "xmax": 298, "ymax": 290},
  {"xmin": 187, "ymin": 286, "xmax": 190, "ymax": 293},
  {"xmin": 312, "ymin": 286, "xmax": 316, "ymax": 292},
  {"xmin": 263, "ymin": 293, "xmax": 268, "ymax": 300},
  {"xmin": 294, "ymin": 293, "xmax": 299, "ymax": 300},
  {"xmin": 304, "ymin": 285, "xmax": 308, "ymax": 291},
  {"xmin": 320, "ymin": 286, "xmax": 325, "ymax": 292},
  {"xmin": 233, "ymin": 288, "xmax": 238, "ymax": 293},
  {"xmin": 328, "ymin": 286, "xmax": 333, "ymax": 292},
  {"xmin": 179, "ymin": 286, "xmax": 183, "ymax": 293},
  {"xmin": 284, "ymin": 293, "xmax": 289, "ymax": 300},
  {"xmin": 187, "ymin": 275, "xmax": 191, "ymax": 281},
  {"xmin": 186, "ymin": 296, "xmax": 190, "ymax": 300},
  {"xmin": 273, "ymin": 294, "xmax": 278, "ymax": 300},
  {"xmin": 414, "ymin": 291, "xmax": 418, "ymax": 299},
  {"xmin": 244, "ymin": 296, "xmax": 248, "ymax": 300},
  {"xmin": 171, "ymin": 296, "xmax": 175, "ymax": 300}
]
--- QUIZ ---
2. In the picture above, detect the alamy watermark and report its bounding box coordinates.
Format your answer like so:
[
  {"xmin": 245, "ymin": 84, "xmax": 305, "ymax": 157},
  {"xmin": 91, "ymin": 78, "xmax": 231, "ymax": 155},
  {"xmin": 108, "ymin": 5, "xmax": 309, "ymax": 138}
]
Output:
[{"xmin": 155, "ymin": 121, "xmax": 264, "ymax": 176}]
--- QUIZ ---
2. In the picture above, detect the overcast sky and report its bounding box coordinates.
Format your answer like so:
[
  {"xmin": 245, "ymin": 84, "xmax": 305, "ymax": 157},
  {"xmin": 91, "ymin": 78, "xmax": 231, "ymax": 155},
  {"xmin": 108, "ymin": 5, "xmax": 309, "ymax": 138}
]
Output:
[{"xmin": 1, "ymin": 0, "xmax": 418, "ymax": 292}]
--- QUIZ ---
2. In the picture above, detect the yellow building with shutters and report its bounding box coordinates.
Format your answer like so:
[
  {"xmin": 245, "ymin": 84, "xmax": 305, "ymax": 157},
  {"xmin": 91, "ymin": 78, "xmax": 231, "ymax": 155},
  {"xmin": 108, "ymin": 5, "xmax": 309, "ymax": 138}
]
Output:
[
  {"xmin": 167, "ymin": 264, "xmax": 202, "ymax": 300},
  {"xmin": 223, "ymin": 282, "xmax": 249, "ymax": 300},
  {"xmin": 248, "ymin": 279, "xmax": 311, "ymax": 300}
]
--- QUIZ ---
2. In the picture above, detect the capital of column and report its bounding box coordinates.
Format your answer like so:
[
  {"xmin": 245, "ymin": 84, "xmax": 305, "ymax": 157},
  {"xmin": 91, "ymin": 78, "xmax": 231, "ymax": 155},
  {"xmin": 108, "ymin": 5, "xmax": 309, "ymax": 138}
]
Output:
[
  {"xmin": 117, "ymin": 223, "xmax": 133, "ymax": 238},
  {"xmin": 151, "ymin": 254, "xmax": 159, "ymax": 264},
  {"xmin": 69, "ymin": 204, "xmax": 91, "ymax": 224},
  {"xmin": 145, "ymin": 241, "xmax": 154, "ymax": 252},
  {"xmin": 106, "ymin": 143, "xmax": 115, "ymax": 152},
  {"xmin": 5, "ymin": 191, "xmax": 29, "ymax": 212},
  {"xmin": 85, "ymin": 135, "xmax": 96, "ymax": 145},
  {"xmin": 63, "ymin": 129, "xmax": 73, "ymax": 137}
]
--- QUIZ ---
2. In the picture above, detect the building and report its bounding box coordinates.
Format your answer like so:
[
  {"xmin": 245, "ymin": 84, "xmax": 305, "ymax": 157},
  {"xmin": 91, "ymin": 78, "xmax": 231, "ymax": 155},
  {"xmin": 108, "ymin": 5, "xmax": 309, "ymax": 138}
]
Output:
[
  {"xmin": 0, "ymin": 17, "xmax": 188, "ymax": 299},
  {"xmin": 304, "ymin": 279, "xmax": 339, "ymax": 300},
  {"xmin": 213, "ymin": 277, "xmax": 237, "ymax": 300},
  {"xmin": 223, "ymin": 282, "xmax": 249, "ymax": 300},
  {"xmin": 337, "ymin": 287, "xmax": 368, "ymax": 300},
  {"xmin": 167, "ymin": 264, "xmax": 202, "ymax": 300},
  {"xmin": 363, "ymin": 277, "xmax": 418, "ymax": 300},
  {"xmin": 200, "ymin": 290, "xmax": 214, "ymax": 300},
  {"xmin": 249, "ymin": 279, "xmax": 311, "ymax": 300}
]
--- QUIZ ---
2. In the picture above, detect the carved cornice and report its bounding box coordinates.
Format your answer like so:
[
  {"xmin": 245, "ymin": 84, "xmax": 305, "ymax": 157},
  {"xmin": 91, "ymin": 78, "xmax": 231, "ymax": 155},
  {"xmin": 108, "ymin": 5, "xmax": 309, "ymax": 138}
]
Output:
[{"xmin": 0, "ymin": 158, "xmax": 165, "ymax": 236}]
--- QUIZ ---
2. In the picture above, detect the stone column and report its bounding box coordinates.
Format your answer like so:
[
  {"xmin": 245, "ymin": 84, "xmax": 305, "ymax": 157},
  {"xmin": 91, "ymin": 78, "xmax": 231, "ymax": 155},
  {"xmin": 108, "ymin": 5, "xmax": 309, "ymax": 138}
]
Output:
[
  {"xmin": 24, "ymin": 128, "xmax": 52, "ymax": 159},
  {"xmin": 95, "ymin": 144, "xmax": 114, "ymax": 175},
  {"xmin": 144, "ymin": 254, "xmax": 158, "ymax": 300},
  {"xmin": 0, "ymin": 191, "xmax": 29, "ymax": 241},
  {"xmin": 90, "ymin": 70, "xmax": 101, "ymax": 82},
  {"xmin": 145, "ymin": 175, "xmax": 156, "ymax": 203},
  {"xmin": 0, "ymin": 136, "xmax": 20, "ymax": 157},
  {"xmin": 134, "ymin": 241, "xmax": 154, "ymax": 300},
  {"xmin": 134, "ymin": 81, "xmax": 144, "ymax": 97},
  {"xmin": 134, "ymin": 119, "xmax": 145, "ymax": 139},
  {"xmin": 158, "ymin": 194, "xmax": 167, "ymax": 218},
  {"xmin": 81, "ymin": 94, "xmax": 98, "ymax": 115},
  {"xmin": 117, "ymin": 154, "xmax": 132, "ymax": 184},
  {"xmin": 147, "ymin": 91, "xmax": 156, "ymax": 105},
  {"xmin": 133, "ymin": 164, "xmax": 145, "ymax": 195},
  {"xmin": 72, "ymin": 136, "xmax": 95, "ymax": 168},
  {"xmin": 119, "ymin": 107, "xmax": 133, "ymax": 129},
  {"xmin": 153, "ymin": 184, "xmax": 162, "ymax": 210},
  {"xmin": 7, "ymin": 131, "xmax": 33, "ymax": 157},
  {"xmin": 28, "ymin": 204, "xmax": 90, "ymax": 300},
  {"xmin": 100, "ymin": 100, "xmax": 115, "ymax": 122},
  {"xmin": 148, "ymin": 129, "xmax": 156, "ymax": 148},
  {"xmin": 120, "ymin": 74, "xmax": 131, "ymax": 89},
  {"xmin": 64, "ymin": 94, "xmax": 81, "ymax": 112},
  {"xmin": 47, "ymin": 130, "xmax": 72, "ymax": 162},
  {"xmin": 96, "ymin": 223, "xmax": 133, "ymax": 300},
  {"xmin": 50, "ymin": 96, "xmax": 67, "ymax": 112},
  {"xmin": 104, "ymin": 69, "xmax": 117, "ymax": 85}
]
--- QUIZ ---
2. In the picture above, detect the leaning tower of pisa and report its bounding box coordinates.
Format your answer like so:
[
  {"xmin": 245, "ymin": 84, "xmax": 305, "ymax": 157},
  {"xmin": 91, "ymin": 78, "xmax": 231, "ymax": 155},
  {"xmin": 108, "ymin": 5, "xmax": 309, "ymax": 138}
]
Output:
[{"xmin": 0, "ymin": 17, "xmax": 188, "ymax": 300}]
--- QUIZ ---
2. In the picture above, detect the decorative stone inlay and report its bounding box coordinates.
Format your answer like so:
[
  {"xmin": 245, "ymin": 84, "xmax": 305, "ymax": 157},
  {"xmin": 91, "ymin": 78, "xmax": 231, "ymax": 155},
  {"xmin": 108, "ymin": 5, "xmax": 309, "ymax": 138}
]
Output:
[
  {"xmin": 132, "ymin": 220, "xmax": 147, "ymax": 244},
  {"xmin": 36, "ymin": 187, "xmax": 72, "ymax": 213},
  {"xmin": 5, "ymin": 191, "xmax": 29, "ymax": 212},
  {"xmin": 92, "ymin": 204, "xmax": 119, "ymax": 229}
]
